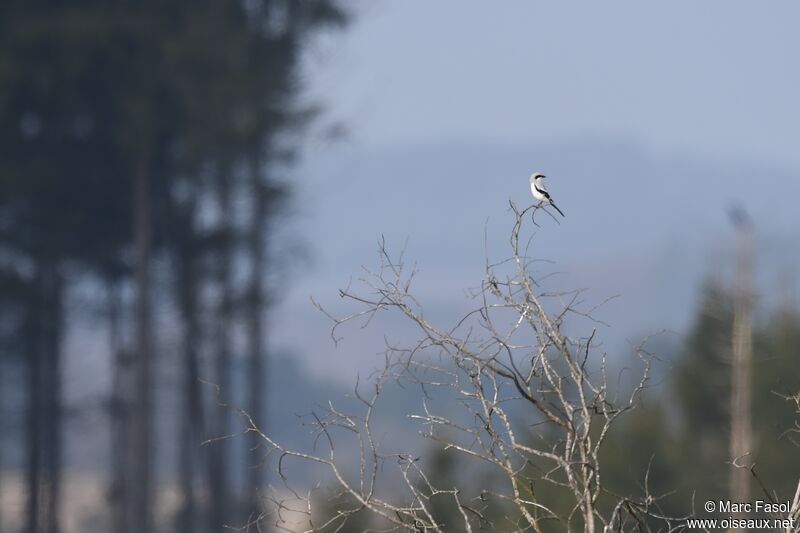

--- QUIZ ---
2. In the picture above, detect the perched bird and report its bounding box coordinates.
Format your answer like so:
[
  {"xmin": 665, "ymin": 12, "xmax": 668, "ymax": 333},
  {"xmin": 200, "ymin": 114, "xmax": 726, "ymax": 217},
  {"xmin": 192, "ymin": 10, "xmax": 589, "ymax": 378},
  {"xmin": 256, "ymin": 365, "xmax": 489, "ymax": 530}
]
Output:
[{"xmin": 529, "ymin": 172, "xmax": 565, "ymax": 217}]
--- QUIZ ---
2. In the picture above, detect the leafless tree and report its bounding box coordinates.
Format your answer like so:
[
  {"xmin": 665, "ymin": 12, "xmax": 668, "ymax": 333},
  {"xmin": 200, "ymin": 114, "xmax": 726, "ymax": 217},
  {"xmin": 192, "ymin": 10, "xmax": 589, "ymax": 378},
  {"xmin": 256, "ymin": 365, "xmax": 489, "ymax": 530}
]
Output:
[
  {"xmin": 238, "ymin": 203, "xmax": 688, "ymax": 532},
  {"xmin": 767, "ymin": 391, "xmax": 800, "ymax": 533},
  {"xmin": 738, "ymin": 390, "xmax": 800, "ymax": 533},
  {"xmin": 729, "ymin": 208, "xmax": 753, "ymax": 523},
  {"xmin": 788, "ymin": 393, "xmax": 800, "ymax": 531}
]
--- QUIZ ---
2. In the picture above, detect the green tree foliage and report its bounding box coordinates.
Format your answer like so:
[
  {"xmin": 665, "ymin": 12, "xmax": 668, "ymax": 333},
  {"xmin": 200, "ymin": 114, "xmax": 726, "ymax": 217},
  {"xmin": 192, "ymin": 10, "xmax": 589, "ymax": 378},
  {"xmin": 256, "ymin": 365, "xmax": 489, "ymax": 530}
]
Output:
[
  {"xmin": 601, "ymin": 282, "xmax": 800, "ymax": 522},
  {"xmin": 750, "ymin": 307, "xmax": 800, "ymax": 497}
]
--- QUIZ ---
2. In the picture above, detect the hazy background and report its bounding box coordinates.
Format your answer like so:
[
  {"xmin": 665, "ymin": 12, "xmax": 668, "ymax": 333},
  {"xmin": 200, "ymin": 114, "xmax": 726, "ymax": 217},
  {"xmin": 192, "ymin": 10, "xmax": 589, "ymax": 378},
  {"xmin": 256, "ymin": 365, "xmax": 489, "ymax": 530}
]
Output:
[{"xmin": 277, "ymin": 0, "xmax": 800, "ymax": 381}]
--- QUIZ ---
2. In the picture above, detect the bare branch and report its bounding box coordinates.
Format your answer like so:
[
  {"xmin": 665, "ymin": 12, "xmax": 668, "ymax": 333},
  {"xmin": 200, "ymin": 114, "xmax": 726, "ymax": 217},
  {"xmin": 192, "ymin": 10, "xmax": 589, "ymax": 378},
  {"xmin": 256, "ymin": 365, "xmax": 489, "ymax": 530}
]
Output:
[{"xmin": 240, "ymin": 203, "xmax": 675, "ymax": 532}]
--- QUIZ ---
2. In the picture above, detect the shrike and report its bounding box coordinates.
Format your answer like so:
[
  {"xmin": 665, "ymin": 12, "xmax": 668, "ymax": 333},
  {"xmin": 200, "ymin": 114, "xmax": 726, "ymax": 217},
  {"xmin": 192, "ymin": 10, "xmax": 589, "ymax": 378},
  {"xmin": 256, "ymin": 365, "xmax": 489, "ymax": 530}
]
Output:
[{"xmin": 529, "ymin": 172, "xmax": 565, "ymax": 217}]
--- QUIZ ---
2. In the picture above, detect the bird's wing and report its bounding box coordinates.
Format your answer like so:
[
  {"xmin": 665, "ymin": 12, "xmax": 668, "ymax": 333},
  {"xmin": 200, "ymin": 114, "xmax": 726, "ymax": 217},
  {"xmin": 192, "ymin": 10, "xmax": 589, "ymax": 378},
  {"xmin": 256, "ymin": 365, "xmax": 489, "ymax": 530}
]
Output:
[{"xmin": 533, "ymin": 181, "xmax": 552, "ymax": 201}]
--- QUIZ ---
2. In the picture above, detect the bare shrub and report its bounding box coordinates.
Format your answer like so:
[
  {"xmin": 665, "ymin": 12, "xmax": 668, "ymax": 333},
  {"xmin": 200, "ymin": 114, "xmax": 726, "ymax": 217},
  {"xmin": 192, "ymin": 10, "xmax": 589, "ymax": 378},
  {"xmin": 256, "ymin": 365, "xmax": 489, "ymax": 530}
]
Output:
[{"xmin": 242, "ymin": 203, "xmax": 683, "ymax": 532}]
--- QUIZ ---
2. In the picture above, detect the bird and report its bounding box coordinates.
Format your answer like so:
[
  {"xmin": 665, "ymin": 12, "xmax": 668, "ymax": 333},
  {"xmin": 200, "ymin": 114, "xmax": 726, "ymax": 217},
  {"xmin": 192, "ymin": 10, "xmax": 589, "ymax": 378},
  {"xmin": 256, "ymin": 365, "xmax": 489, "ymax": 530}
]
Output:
[{"xmin": 529, "ymin": 172, "xmax": 565, "ymax": 217}]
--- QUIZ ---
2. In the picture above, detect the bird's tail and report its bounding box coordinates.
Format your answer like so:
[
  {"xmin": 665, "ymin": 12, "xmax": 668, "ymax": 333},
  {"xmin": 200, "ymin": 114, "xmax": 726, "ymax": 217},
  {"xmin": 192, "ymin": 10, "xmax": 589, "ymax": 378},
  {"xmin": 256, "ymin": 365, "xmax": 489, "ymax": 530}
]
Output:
[{"xmin": 550, "ymin": 201, "xmax": 565, "ymax": 217}]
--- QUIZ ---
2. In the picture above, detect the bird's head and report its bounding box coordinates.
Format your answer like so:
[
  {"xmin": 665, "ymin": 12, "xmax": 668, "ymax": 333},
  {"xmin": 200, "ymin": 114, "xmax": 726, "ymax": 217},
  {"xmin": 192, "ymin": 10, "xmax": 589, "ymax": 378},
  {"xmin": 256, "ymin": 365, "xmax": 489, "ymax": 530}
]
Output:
[{"xmin": 529, "ymin": 172, "xmax": 545, "ymax": 183}]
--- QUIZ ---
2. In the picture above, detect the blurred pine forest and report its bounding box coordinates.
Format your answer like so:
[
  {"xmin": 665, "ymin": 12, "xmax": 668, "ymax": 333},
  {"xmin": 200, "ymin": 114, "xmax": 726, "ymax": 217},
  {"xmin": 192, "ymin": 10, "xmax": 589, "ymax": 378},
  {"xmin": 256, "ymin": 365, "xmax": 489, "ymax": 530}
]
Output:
[{"xmin": 0, "ymin": 1, "xmax": 345, "ymax": 532}]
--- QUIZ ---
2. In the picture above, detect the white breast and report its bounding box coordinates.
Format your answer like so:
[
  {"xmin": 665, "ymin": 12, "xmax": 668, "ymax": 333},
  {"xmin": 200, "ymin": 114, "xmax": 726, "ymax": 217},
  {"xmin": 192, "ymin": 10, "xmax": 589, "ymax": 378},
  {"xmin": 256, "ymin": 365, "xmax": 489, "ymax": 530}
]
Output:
[{"xmin": 531, "ymin": 181, "xmax": 547, "ymax": 202}]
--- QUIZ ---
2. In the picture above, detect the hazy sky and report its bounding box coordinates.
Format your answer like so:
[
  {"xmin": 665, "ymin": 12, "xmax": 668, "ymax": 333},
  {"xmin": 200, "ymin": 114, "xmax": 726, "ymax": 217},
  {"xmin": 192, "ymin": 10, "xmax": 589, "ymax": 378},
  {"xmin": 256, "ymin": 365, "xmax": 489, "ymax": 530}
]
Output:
[
  {"xmin": 271, "ymin": 1, "xmax": 800, "ymax": 382},
  {"xmin": 305, "ymin": 1, "xmax": 800, "ymax": 164}
]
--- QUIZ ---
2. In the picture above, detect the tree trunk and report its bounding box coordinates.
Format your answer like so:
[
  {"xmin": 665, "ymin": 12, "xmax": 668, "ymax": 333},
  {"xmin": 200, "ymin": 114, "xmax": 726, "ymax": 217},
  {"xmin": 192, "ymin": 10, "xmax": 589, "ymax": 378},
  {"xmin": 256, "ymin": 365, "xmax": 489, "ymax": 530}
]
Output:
[
  {"xmin": 41, "ymin": 265, "xmax": 63, "ymax": 533},
  {"xmin": 246, "ymin": 152, "xmax": 268, "ymax": 519},
  {"xmin": 208, "ymin": 169, "xmax": 233, "ymax": 530},
  {"xmin": 177, "ymin": 209, "xmax": 205, "ymax": 533},
  {"xmin": 24, "ymin": 261, "xmax": 64, "ymax": 533},
  {"xmin": 24, "ymin": 273, "xmax": 43, "ymax": 533},
  {"xmin": 0, "ymin": 366, "xmax": 3, "ymax": 530},
  {"xmin": 730, "ymin": 213, "xmax": 753, "ymax": 528},
  {"xmin": 107, "ymin": 277, "xmax": 131, "ymax": 533},
  {"xmin": 131, "ymin": 155, "xmax": 154, "ymax": 533}
]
